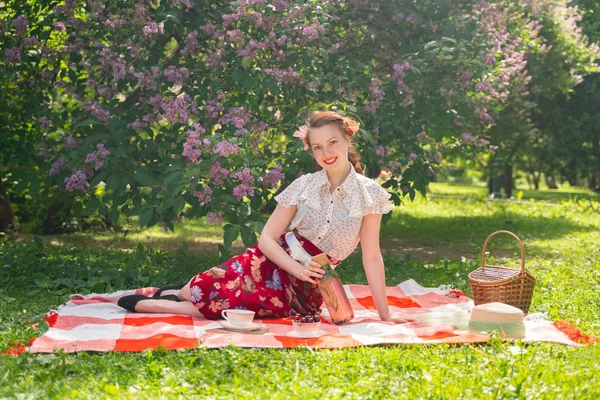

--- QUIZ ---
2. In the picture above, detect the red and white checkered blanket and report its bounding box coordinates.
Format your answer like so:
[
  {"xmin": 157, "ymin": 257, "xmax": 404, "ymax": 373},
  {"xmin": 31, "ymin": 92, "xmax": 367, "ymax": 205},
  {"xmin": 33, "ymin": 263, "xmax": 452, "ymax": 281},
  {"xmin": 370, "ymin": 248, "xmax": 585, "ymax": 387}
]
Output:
[{"xmin": 25, "ymin": 280, "xmax": 593, "ymax": 353}]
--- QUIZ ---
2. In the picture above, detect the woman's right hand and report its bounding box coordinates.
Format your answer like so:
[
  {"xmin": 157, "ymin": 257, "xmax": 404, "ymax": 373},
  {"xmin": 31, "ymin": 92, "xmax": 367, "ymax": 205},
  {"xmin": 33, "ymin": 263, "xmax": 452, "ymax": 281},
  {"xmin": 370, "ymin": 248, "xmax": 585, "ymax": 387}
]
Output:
[{"xmin": 293, "ymin": 260, "xmax": 326, "ymax": 284}]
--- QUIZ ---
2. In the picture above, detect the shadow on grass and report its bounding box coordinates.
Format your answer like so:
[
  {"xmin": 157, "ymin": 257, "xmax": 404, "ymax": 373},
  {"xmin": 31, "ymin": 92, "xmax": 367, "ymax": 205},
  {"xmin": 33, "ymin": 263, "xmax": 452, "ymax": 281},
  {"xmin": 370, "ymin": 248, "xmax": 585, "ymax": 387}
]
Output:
[
  {"xmin": 338, "ymin": 252, "xmax": 476, "ymax": 294},
  {"xmin": 381, "ymin": 211, "xmax": 596, "ymax": 251},
  {"xmin": 429, "ymin": 182, "xmax": 600, "ymax": 202}
]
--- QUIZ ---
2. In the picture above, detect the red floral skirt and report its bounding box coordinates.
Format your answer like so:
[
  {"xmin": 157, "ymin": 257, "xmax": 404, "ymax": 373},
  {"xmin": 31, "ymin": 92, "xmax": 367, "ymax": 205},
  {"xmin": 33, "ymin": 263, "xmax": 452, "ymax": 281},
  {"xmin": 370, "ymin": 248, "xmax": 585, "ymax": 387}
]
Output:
[{"xmin": 188, "ymin": 230, "xmax": 333, "ymax": 319}]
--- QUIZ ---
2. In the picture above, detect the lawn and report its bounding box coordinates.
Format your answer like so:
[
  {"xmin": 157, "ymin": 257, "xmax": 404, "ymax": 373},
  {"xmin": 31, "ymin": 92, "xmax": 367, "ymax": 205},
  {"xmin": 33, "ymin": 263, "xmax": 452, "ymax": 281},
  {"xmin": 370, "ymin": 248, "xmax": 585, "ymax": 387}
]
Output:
[{"xmin": 1, "ymin": 184, "xmax": 599, "ymax": 399}]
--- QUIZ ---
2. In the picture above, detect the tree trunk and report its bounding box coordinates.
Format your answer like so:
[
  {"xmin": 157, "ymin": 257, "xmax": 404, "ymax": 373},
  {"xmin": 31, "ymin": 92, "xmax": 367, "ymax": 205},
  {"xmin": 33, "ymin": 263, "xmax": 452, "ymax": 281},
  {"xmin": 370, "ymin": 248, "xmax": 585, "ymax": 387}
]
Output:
[
  {"xmin": 0, "ymin": 174, "xmax": 19, "ymax": 233},
  {"xmin": 545, "ymin": 172, "xmax": 558, "ymax": 189},
  {"xmin": 588, "ymin": 172, "xmax": 599, "ymax": 192},
  {"xmin": 43, "ymin": 196, "xmax": 68, "ymax": 234},
  {"xmin": 503, "ymin": 163, "xmax": 513, "ymax": 198},
  {"xmin": 532, "ymin": 172, "xmax": 540, "ymax": 190}
]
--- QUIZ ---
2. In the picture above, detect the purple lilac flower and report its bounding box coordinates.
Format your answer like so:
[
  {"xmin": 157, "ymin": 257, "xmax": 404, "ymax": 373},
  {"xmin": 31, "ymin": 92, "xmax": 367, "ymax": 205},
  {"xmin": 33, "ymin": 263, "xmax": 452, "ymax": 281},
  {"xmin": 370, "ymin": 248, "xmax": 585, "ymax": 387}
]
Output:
[
  {"xmin": 216, "ymin": 140, "xmax": 240, "ymax": 157},
  {"xmin": 232, "ymin": 184, "xmax": 254, "ymax": 201},
  {"xmin": 160, "ymin": 93, "xmax": 192, "ymax": 124},
  {"xmin": 207, "ymin": 162, "xmax": 230, "ymax": 185},
  {"xmin": 475, "ymin": 138, "xmax": 490, "ymax": 147},
  {"xmin": 475, "ymin": 81, "xmax": 492, "ymax": 92},
  {"xmin": 173, "ymin": 0, "xmax": 193, "ymax": 8},
  {"xmin": 364, "ymin": 78, "xmax": 385, "ymax": 114},
  {"xmin": 182, "ymin": 31, "xmax": 200, "ymax": 56},
  {"xmin": 409, "ymin": 152, "xmax": 417, "ymax": 161},
  {"xmin": 475, "ymin": 107, "xmax": 493, "ymax": 122},
  {"xmin": 23, "ymin": 36, "xmax": 39, "ymax": 47},
  {"xmin": 131, "ymin": 66, "xmax": 160, "ymax": 91},
  {"xmin": 39, "ymin": 116, "xmax": 53, "ymax": 131},
  {"xmin": 82, "ymin": 100, "xmax": 111, "ymax": 124},
  {"xmin": 53, "ymin": 21, "xmax": 66, "ymax": 31},
  {"xmin": 64, "ymin": 170, "xmax": 88, "ymax": 192},
  {"xmin": 194, "ymin": 185, "xmax": 213, "ymax": 206},
  {"xmin": 164, "ymin": 66, "xmax": 190, "ymax": 86},
  {"xmin": 50, "ymin": 157, "xmax": 68, "ymax": 175},
  {"xmin": 261, "ymin": 165, "xmax": 285, "ymax": 189},
  {"xmin": 64, "ymin": 136, "xmax": 78, "ymax": 149},
  {"xmin": 127, "ymin": 118, "xmax": 149, "ymax": 133},
  {"xmin": 460, "ymin": 133, "xmax": 475, "ymax": 144},
  {"xmin": 331, "ymin": 42, "xmax": 343, "ymax": 53},
  {"xmin": 38, "ymin": 143, "xmax": 51, "ymax": 158},
  {"xmin": 182, "ymin": 125, "xmax": 206, "ymax": 164},
  {"xmin": 142, "ymin": 22, "xmax": 164, "ymax": 36},
  {"xmin": 148, "ymin": 94, "xmax": 162, "ymax": 112},
  {"xmin": 264, "ymin": 68, "xmax": 301, "ymax": 84},
  {"xmin": 96, "ymin": 143, "xmax": 110, "ymax": 157},
  {"xmin": 231, "ymin": 168, "xmax": 255, "ymax": 185},
  {"xmin": 11, "ymin": 15, "xmax": 28, "ymax": 35},
  {"xmin": 112, "ymin": 58, "xmax": 127, "ymax": 81},
  {"xmin": 205, "ymin": 92, "xmax": 225, "ymax": 118},
  {"xmin": 206, "ymin": 211, "xmax": 224, "ymax": 225},
  {"xmin": 5, "ymin": 47, "xmax": 21, "ymax": 63},
  {"xmin": 480, "ymin": 51, "xmax": 495, "ymax": 65}
]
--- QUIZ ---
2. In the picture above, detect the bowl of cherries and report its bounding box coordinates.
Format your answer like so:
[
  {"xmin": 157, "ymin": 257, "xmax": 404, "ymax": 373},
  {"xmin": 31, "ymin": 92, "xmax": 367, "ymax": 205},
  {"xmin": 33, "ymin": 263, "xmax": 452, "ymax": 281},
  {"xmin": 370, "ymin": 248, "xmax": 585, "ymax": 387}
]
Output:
[{"xmin": 292, "ymin": 312, "xmax": 322, "ymax": 334}]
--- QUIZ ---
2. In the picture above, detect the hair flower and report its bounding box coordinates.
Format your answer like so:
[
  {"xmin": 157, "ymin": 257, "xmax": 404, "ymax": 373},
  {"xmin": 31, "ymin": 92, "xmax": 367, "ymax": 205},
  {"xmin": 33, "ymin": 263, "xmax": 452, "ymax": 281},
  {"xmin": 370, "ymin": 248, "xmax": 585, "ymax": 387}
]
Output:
[{"xmin": 293, "ymin": 125, "xmax": 310, "ymax": 150}]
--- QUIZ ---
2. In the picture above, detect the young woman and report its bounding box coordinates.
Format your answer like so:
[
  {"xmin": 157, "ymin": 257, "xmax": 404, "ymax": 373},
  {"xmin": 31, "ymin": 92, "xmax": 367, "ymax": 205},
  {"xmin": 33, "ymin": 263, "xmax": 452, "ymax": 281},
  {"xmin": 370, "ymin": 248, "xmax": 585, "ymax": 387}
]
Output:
[{"xmin": 118, "ymin": 111, "xmax": 407, "ymax": 323}]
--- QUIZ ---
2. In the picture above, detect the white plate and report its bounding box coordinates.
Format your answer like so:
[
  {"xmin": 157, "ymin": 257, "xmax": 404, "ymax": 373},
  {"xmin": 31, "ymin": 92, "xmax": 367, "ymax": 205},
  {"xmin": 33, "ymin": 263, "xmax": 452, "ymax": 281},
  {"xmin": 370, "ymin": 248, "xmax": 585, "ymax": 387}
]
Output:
[
  {"xmin": 217, "ymin": 320, "xmax": 266, "ymax": 332},
  {"xmin": 285, "ymin": 329, "xmax": 329, "ymax": 338}
]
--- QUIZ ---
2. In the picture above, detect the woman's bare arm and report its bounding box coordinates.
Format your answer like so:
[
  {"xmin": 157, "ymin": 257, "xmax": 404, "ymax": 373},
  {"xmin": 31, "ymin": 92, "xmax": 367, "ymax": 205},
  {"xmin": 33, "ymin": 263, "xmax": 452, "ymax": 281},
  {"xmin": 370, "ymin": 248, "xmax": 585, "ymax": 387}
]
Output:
[
  {"xmin": 257, "ymin": 204, "xmax": 324, "ymax": 283},
  {"xmin": 359, "ymin": 213, "xmax": 391, "ymax": 320}
]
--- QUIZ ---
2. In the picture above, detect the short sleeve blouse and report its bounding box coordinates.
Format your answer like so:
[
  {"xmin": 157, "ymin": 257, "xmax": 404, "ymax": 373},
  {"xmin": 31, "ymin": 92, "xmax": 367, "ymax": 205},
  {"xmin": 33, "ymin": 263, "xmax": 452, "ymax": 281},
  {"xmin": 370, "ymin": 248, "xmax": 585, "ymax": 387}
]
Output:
[{"xmin": 274, "ymin": 162, "xmax": 394, "ymax": 262}]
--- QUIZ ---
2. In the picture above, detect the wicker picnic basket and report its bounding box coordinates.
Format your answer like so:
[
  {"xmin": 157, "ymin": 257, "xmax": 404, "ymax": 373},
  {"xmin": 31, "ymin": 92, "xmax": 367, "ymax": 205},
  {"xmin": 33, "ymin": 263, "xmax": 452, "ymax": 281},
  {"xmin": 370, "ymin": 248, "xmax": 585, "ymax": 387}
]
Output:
[{"xmin": 468, "ymin": 230, "xmax": 536, "ymax": 313}]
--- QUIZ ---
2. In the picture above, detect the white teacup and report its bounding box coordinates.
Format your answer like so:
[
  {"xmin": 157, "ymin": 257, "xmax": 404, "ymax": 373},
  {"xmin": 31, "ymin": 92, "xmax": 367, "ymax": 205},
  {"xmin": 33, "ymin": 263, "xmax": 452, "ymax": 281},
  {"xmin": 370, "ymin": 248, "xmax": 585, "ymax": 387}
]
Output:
[{"xmin": 221, "ymin": 309, "xmax": 255, "ymax": 328}]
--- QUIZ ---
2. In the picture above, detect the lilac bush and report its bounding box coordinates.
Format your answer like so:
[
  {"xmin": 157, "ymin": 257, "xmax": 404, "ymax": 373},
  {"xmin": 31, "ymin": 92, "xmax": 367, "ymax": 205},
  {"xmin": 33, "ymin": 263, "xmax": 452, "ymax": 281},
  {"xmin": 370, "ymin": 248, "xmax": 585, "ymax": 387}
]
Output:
[{"xmin": 0, "ymin": 0, "xmax": 596, "ymax": 249}]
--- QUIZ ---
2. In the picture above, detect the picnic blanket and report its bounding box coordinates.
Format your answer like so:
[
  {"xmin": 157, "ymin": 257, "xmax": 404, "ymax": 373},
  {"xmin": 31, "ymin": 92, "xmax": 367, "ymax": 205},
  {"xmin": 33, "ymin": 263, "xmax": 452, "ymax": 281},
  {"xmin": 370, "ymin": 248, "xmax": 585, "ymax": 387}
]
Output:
[{"xmin": 21, "ymin": 280, "xmax": 595, "ymax": 353}]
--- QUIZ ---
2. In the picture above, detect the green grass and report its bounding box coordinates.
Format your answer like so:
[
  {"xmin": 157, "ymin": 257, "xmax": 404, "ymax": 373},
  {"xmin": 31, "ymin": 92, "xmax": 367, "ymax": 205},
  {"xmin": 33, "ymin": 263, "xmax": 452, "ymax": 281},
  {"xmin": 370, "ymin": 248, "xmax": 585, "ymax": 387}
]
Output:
[{"xmin": 1, "ymin": 185, "xmax": 599, "ymax": 399}]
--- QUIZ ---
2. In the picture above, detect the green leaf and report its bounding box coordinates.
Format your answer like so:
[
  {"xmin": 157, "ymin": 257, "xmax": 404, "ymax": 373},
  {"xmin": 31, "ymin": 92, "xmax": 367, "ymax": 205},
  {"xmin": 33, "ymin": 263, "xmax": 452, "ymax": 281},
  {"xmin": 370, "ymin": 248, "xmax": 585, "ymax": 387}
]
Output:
[
  {"xmin": 110, "ymin": 207, "xmax": 120, "ymax": 225},
  {"xmin": 223, "ymin": 225, "xmax": 240, "ymax": 249},
  {"xmin": 232, "ymin": 69, "xmax": 244, "ymax": 83},
  {"xmin": 218, "ymin": 244, "xmax": 231, "ymax": 262},
  {"xmin": 33, "ymin": 273, "xmax": 51, "ymax": 289},
  {"xmin": 172, "ymin": 198, "xmax": 186, "ymax": 214},
  {"xmin": 74, "ymin": 119, "xmax": 101, "ymax": 127},
  {"xmin": 86, "ymin": 198, "xmax": 101, "ymax": 211},
  {"xmin": 106, "ymin": 174, "xmax": 121, "ymax": 191},
  {"xmin": 134, "ymin": 172, "xmax": 155, "ymax": 186},
  {"xmin": 140, "ymin": 208, "xmax": 154, "ymax": 228},
  {"xmin": 164, "ymin": 171, "xmax": 183, "ymax": 186},
  {"xmin": 241, "ymin": 225, "xmax": 257, "ymax": 247},
  {"xmin": 29, "ymin": 178, "xmax": 41, "ymax": 197}
]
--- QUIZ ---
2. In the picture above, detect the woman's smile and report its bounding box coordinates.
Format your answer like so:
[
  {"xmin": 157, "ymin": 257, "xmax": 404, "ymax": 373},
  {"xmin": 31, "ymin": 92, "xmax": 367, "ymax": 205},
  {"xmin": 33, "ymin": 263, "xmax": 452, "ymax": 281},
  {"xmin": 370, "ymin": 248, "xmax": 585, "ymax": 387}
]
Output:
[{"xmin": 323, "ymin": 156, "xmax": 337, "ymax": 166}]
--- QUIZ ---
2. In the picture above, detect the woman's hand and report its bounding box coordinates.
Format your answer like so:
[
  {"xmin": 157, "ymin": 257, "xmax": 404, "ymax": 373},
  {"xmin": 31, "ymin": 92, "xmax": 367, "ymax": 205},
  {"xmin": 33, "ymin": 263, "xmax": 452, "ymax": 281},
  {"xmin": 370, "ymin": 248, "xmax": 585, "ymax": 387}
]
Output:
[
  {"xmin": 381, "ymin": 311, "xmax": 411, "ymax": 324},
  {"xmin": 293, "ymin": 260, "xmax": 326, "ymax": 284}
]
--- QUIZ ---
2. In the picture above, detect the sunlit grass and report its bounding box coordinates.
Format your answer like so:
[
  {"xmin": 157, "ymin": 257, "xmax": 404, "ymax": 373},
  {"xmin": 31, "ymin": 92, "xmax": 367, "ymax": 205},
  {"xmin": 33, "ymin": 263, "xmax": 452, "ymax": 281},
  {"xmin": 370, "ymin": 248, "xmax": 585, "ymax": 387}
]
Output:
[{"xmin": 1, "ymin": 186, "xmax": 599, "ymax": 398}]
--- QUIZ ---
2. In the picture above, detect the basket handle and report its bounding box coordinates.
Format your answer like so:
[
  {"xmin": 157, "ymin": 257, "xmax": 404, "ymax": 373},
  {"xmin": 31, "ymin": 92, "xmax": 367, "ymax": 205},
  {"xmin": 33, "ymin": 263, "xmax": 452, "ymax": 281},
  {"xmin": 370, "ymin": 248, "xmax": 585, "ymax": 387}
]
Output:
[{"xmin": 481, "ymin": 230, "xmax": 525, "ymax": 273}]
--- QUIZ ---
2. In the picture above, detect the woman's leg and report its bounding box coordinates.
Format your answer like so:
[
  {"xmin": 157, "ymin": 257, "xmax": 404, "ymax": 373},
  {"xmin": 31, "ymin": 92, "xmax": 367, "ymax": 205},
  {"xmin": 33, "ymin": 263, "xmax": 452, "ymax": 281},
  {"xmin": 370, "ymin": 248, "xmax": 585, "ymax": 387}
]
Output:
[
  {"xmin": 134, "ymin": 298, "xmax": 202, "ymax": 317},
  {"xmin": 122, "ymin": 279, "xmax": 203, "ymax": 317}
]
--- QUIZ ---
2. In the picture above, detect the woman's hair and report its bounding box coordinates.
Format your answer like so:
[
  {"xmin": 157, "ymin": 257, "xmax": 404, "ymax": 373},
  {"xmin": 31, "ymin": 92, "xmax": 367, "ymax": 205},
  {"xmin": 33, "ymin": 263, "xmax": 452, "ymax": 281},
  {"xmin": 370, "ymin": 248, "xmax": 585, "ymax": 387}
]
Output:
[{"xmin": 306, "ymin": 111, "xmax": 364, "ymax": 175}]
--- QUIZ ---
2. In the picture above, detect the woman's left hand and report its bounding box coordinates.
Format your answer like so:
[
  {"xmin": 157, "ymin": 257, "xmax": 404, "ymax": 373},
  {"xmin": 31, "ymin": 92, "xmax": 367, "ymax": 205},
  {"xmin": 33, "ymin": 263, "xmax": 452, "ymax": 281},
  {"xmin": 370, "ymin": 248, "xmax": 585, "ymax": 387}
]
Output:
[{"xmin": 382, "ymin": 311, "xmax": 411, "ymax": 324}]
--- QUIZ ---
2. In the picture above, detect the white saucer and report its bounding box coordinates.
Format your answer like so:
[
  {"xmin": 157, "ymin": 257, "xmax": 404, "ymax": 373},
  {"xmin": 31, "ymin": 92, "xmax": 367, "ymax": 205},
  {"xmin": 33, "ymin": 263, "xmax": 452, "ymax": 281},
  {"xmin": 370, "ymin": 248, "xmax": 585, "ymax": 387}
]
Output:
[
  {"xmin": 217, "ymin": 320, "xmax": 266, "ymax": 332},
  {"xmin": 285, "ymin": 329, "xmax": 329, "ymax": 338}
]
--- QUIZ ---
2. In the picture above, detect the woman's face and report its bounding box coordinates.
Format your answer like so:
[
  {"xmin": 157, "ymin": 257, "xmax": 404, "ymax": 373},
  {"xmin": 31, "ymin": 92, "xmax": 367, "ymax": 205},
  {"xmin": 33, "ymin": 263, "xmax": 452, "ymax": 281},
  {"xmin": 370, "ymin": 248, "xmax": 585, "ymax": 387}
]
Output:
[{"xmin": 308, "ymin": 124, "xmax": 350, "ymax": 173}]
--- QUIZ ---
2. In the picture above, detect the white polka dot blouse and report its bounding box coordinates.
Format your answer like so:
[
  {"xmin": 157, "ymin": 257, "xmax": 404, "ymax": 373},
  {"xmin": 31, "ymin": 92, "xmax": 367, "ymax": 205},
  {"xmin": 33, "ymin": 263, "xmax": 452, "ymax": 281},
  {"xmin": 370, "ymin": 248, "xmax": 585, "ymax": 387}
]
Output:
[{"xmin": 274, "ymin": 161, "xmax": 394, "ymax": 263}]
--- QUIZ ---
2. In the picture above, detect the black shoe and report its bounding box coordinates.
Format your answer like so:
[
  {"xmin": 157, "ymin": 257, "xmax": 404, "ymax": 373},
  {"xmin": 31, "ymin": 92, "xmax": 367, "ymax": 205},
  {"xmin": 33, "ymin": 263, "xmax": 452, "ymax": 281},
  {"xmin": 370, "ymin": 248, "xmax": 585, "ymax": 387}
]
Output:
[
  {"xmin": 152, "ymin": 284, "xmax": 185, "ymax": 298},
  {"xmin": 118, "ymin": 294, "xmax": 182, "ymax": 312},
  {"xmin": 118, "ymin": 294, "xmax": 150, "ymax": 312}
]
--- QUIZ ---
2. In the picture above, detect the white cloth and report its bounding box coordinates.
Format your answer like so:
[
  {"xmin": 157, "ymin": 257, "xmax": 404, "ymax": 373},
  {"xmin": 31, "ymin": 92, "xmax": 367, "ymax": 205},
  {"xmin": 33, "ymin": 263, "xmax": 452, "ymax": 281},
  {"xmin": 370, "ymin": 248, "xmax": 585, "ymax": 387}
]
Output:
[{"xmin": 274, "ymin": 162, "xmax": 394, "ymax": 262}]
